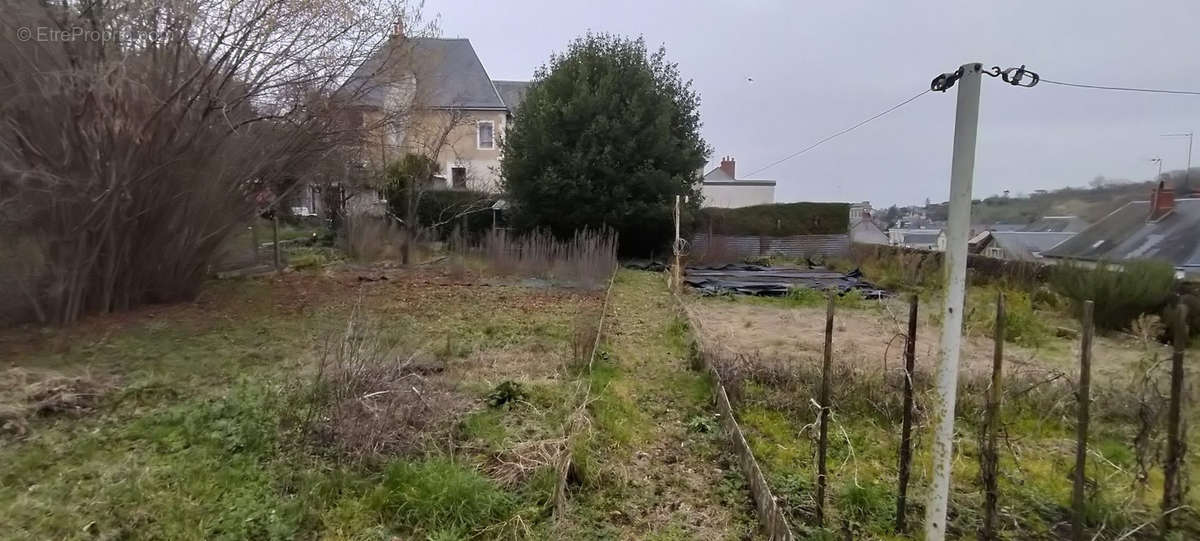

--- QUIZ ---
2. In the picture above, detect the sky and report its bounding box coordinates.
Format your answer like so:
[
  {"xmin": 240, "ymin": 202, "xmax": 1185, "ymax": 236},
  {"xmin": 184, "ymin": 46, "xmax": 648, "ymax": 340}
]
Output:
[{"xmin": 423, "ymin": 0, "xmax": 1200, "ymax": 207}]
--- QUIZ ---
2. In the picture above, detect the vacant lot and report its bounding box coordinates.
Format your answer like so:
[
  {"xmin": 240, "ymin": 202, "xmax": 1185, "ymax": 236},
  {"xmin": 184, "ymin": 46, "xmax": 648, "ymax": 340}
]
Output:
[
  {"xmin": 0, "ymin": 266, "xmax": 753, "ymax": 540},
  {"xmin": 686, "ymin": 291, "xmax": 1200, "ymax": 540}
]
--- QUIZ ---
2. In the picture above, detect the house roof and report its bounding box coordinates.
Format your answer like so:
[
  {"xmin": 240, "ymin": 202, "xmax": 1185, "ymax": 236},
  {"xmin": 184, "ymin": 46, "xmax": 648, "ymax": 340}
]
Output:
[
  {"xmin": 492, "ymin": 80, "xmax": 530, "ymax": 114},
  {"xmin": 1021, "ymin": 216, "xmax": 1089, "ymax": 233},
  {"xmin": 1043, "ymin": 198, "xmax": 1200, "ymax": 267},
  {"xmin": 989, "ymin": 231, "xmax": 1076, "ymax": 260},
  {"xmin": 850, "ymin": 218, "xmax": 888, "ymax": 244},
  {"xmin": 701, "ymin": 167, "xmax": 775, "ymax": 186},
  {"xmin": 902, "ymin": 232, "xmax": 940, "ymax": 245},
  {"xmin": 345, "ymin": 37, "xmax": 507, "ymax": 110},
  {"xmin": 702, "ymin": 167, "xmax": 734, "ymax": 181}
]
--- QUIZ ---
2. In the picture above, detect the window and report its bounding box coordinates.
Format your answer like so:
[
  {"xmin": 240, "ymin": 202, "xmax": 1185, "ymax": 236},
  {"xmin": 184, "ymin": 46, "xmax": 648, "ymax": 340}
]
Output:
[
  {"xmin": 477, "ymin": 121, "xmax": 494, "ymax": 149},
  {"xmin": 451, "ymin": 166, "xmax": 467, "ymax": 189},
  {"xmin": 987, "ymin": 247, "xmax": 1003, "ymax": 258}
]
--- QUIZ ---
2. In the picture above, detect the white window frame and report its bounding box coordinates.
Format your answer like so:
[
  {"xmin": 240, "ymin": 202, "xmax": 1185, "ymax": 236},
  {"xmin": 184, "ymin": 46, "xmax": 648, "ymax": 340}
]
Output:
[
  {"xmin": 987, "ymin": 246, "xmax": 1003, "ymax": 258},
  {"xmin": 476, "ymin": 120, "xmax": 495, "ymax": 150}
]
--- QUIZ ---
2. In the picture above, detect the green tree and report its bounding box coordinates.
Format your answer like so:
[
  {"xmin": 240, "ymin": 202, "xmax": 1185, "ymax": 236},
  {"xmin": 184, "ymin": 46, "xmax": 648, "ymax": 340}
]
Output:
[{"xmin": 500, "ymin": 33, "xmax": 709, "ymax": 256}]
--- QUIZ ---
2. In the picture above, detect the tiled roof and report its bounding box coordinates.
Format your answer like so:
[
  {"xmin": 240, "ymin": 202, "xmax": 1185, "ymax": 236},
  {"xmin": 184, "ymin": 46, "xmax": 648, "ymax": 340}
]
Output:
[{"xmin": 1043, "ymin": 198, "xmax": 1200, "ymax": 268}]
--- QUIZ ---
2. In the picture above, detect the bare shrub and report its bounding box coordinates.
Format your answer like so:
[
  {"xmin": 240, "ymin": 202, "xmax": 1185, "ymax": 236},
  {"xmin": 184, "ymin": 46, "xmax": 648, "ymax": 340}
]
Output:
[
  {"xmin": 568, "ymin": 308, "xmax": 601, "ymax": 374},
  {"xmin": 302, "ymin": 308, "xmax": 466, "ymax": 460},
  {"xmin": 1, "ymin": 368, "xmax": 109, "ymax": 437},
  {"xmin": 0, "ymin": 0, "xmax": 424, "ymax": 325},
  {"xmin": 464, "ymin": 228, "xmax": 618, "ymax": 288},
  {"xmin": 344, "ymin": 217, "xmax": 407, "ymax": 262}
]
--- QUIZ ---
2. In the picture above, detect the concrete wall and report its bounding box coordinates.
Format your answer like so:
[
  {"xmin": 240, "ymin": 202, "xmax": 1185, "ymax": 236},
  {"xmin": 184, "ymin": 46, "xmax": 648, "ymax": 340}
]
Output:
[{"xmin": 701, "ymin": 183, "xmax": 775, "ymax": 208}]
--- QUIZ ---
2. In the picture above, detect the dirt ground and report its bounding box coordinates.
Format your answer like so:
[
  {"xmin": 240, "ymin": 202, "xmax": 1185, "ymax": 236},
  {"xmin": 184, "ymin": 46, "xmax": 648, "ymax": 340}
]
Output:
[{"xmin": 686, "ymin": 295, "xmax": 1162, "ymax": 383}]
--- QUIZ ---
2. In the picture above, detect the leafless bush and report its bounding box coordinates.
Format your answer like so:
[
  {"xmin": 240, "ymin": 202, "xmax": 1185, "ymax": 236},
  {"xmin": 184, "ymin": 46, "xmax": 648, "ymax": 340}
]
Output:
[
  {"xmin": 344, "ymin": 217, "xmax": 407, "ymax": 262},
  {"xmin": 463, "ymin": 228, "xmax": 618, "ymax": 288},
  {"xmin": 302, "ymin": 307, "xmax": 466, "ymax": 460},
  {"xmin": 0, "ymin": 0, "xmax": 426, "ymax": 325},
  {"xmin": 567, "ymin": 308, "xmax": 602, "ymax": 374}
]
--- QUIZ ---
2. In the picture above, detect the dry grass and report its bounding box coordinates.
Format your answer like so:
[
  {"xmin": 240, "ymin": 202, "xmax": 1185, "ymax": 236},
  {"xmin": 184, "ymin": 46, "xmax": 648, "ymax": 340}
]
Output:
[
  {"xmin": 464, "ymin": 228, "xmax": 618, "ymax": 288},
  {"xmin": 0, "ymin": 367, "xmax": 109, "ymax": 437},
  {"xmin": 688, "ymin": 295, "xmax": 1159, "ymax": 383},
  {"xmin": 301, "ymin": 308, "xmax": 469, "ymax": 461}
]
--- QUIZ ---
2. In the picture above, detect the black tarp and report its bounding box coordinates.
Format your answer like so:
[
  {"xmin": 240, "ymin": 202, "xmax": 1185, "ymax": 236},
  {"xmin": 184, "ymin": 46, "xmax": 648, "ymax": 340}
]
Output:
[{"xmin": 683, "ymin": 264, "xmax": 886, "ymax": 298}]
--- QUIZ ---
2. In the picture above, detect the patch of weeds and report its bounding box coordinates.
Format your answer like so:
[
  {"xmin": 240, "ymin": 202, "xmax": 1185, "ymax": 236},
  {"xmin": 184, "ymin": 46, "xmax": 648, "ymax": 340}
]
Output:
[
  {"xmin": 686, "ymin": 414, "xmax": 718, "ymax": 434},
  {"xmin": 287, "ymin": 247, "xmax": 330, "ymax": 269},
  {"xmin": 665, "ymin": 315, "xmax": 690, "ymax": 350},
  {"xmin": 369, "ymin": 458, "xmax": 514, "ymax": 536},
  {"xmin": 835, "ymin": 288, "xmax": 867, "ymax": 309},
  {"xmin": 739, "ymin": 406, "xmax": 805, "ymax": 470},
  {"xmin": 486, "ymin": 380, "xmax": 527, "ymax": 408},
  {"xmin": 968, "ymin": 286, "xmax": 1051, "ymax": 347},
  {"xmin": 645, "ymin": 522, "xmax": 690, "ymax": 541},
  {"xmin": 838, "ymin": 480, "xmax": 894, "ymax": 532},
  {"xmin": 130, "ymin": 382, "xmax": 279, "ymax": 456},
  {"xmin": 459, "ymin": 409, "xmax": 507, "ymax": 450},
  {"xmin": 785, "ymin": 286, "xmax": 826, "ymax": 307}
]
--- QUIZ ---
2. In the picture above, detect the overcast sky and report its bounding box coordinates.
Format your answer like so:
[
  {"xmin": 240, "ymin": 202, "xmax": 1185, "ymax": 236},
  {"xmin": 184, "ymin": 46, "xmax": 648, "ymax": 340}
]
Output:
[{"xmin": 425, "ymin": 0, "xmax": 1200, "ymax": 207}]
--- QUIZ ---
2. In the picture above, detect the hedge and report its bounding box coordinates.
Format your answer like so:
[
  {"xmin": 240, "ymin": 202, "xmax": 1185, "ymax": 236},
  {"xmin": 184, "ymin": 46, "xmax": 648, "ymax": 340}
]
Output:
[{"xmin": 697, "ymin": 202, "xmax": 849, "ymax": 236}]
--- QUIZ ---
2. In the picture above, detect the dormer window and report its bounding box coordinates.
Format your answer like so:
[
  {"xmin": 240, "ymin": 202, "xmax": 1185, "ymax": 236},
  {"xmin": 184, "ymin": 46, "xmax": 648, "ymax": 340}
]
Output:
[{"xmin": 477, "ymin": 121, "xmax": 494, "ymax": 150}]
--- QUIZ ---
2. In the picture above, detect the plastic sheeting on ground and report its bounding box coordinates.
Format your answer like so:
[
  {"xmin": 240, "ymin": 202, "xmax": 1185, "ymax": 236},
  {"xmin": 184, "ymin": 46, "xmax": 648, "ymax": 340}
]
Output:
[{"xmin": 683, "ymin": 263, "xmax": 886, "ymax": 298}]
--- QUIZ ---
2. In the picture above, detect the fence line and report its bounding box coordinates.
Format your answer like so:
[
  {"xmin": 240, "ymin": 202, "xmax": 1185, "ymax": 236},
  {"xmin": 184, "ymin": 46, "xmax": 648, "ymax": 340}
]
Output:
[{"xmin": 673, "ymin": 289, "xmax": 795, "ymax": 541}]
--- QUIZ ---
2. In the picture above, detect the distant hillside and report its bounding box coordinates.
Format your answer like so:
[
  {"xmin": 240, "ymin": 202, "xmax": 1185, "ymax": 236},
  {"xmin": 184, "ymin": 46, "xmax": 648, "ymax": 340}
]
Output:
[{"xmin": 924, "ymin": 167, "xmax": 1198, "ymax": 225}]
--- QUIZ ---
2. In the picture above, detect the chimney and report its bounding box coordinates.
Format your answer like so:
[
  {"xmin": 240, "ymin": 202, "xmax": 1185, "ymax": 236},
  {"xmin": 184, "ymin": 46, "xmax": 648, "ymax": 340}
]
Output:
[
  {"xmin": 1150, "ymin": 180, "xmax": 1175, "ymax": 221},
  {"xmin": 719, "ymin": 156, "xmax": 736, "ymax": 179}
]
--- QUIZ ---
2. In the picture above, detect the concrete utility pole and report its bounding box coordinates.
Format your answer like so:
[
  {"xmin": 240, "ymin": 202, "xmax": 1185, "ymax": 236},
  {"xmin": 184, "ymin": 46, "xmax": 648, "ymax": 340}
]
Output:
[
  {"xmin": 1151, "ymin": 157, "xmax": 1164, "ymax": 180},
  {"xmin": 925, "ymin": 62, "xmax": 983, "ymax": 541}
]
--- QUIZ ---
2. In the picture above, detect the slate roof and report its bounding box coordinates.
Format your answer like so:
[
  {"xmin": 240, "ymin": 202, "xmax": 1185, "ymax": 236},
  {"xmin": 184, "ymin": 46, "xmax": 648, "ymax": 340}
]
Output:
[
  {"xmin": 989, "ymin": 231, "xmax": 1076, "ymax": 260},
  {"xmin": 344, "ymin": 38, "xmax": 507, "ymax": 110},
  {"xmin": 492, "ymin": 80, "xmax": 530, "ymax": 114},
  {"xmin": 1043, "ymin": 198, "xmax": 1200, "ymax": 269},
  {"xmin": 1021, "ymin": 216, "xmax": 1089, "ymax": 233},
  {"xmin": 903, "ymin": 232, "xmax": 940, "ymax": 245}
]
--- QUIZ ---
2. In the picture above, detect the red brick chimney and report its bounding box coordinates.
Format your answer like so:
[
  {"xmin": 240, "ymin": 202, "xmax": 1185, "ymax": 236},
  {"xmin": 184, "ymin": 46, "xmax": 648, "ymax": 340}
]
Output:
[
  {"xmin": 719, "ymin": 156, "xmax": 736, "ymax": 179},
  {"xmin": 1150, "ymin": 180, "xmax": 1175, "ymax": 221}
]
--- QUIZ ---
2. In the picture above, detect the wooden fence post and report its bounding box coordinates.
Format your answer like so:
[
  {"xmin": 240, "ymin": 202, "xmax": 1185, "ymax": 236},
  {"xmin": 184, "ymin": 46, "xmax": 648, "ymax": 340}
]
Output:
[
  {"xmin": 1071, "ymin": 300, "xmax": 1094, "ymax": 541},
  {"xmin": 250, "ymin": 225, "xmax": 259, "ymax": 262},
  {"xmin": 895, "ymin": 294, "xmax": 918, "ymax": 532},
  {"xmin": 272, "ymin": 214, "xmax": 281, "ymax": 270},
  {"xmin": 981, "ymin": 292, "xmax": 1005, "ymax": 540},
  {"xmin": 1161, "ymin": 304, "xmax": 1189, "ymax": 534},
  {"xmin": 816, "ymin": 292, "xmax": 835, "ymax": 527}
]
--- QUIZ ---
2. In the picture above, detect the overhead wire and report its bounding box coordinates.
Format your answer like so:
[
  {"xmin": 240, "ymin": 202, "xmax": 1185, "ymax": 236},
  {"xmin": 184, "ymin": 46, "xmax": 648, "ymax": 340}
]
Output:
[
  {"xmin": 743, "ymin": 70, "xmax": 1200, "ymax": 178},
  {"xmin": 1039, "ymin": 78, "xmax": 1200, "ymax": 96},
  {"xmin": 744, "ymin": 88, "xmax": 930, "ymax": 177}
]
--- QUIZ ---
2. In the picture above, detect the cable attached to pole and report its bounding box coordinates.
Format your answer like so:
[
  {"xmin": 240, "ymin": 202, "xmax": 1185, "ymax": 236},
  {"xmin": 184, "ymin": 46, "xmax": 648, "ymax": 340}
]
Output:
[
  {"xmin": 1039, "ymin": 78, "xmax": 1200, "ymax": 96},
  {"xmin": 744, "ymin": 88, "xmax": 931, "ymax": 177}
]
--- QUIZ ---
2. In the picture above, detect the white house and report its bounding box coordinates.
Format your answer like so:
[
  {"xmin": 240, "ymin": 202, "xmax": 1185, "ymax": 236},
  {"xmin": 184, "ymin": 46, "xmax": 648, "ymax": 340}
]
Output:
[{"xmin": 700, "ymin": 157, "xmax": 775, "ymax": 208}]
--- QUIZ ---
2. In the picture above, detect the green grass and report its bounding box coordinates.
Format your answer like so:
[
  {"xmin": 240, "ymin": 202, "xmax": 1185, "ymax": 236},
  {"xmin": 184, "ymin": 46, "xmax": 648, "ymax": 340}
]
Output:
[
  {"xmin": 1, "ymin": 273, "xmax": 608, "ymax": 539},
  {"xmin": 370, "ymin": 458, "xmax": 517, "ymax": 537}
]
